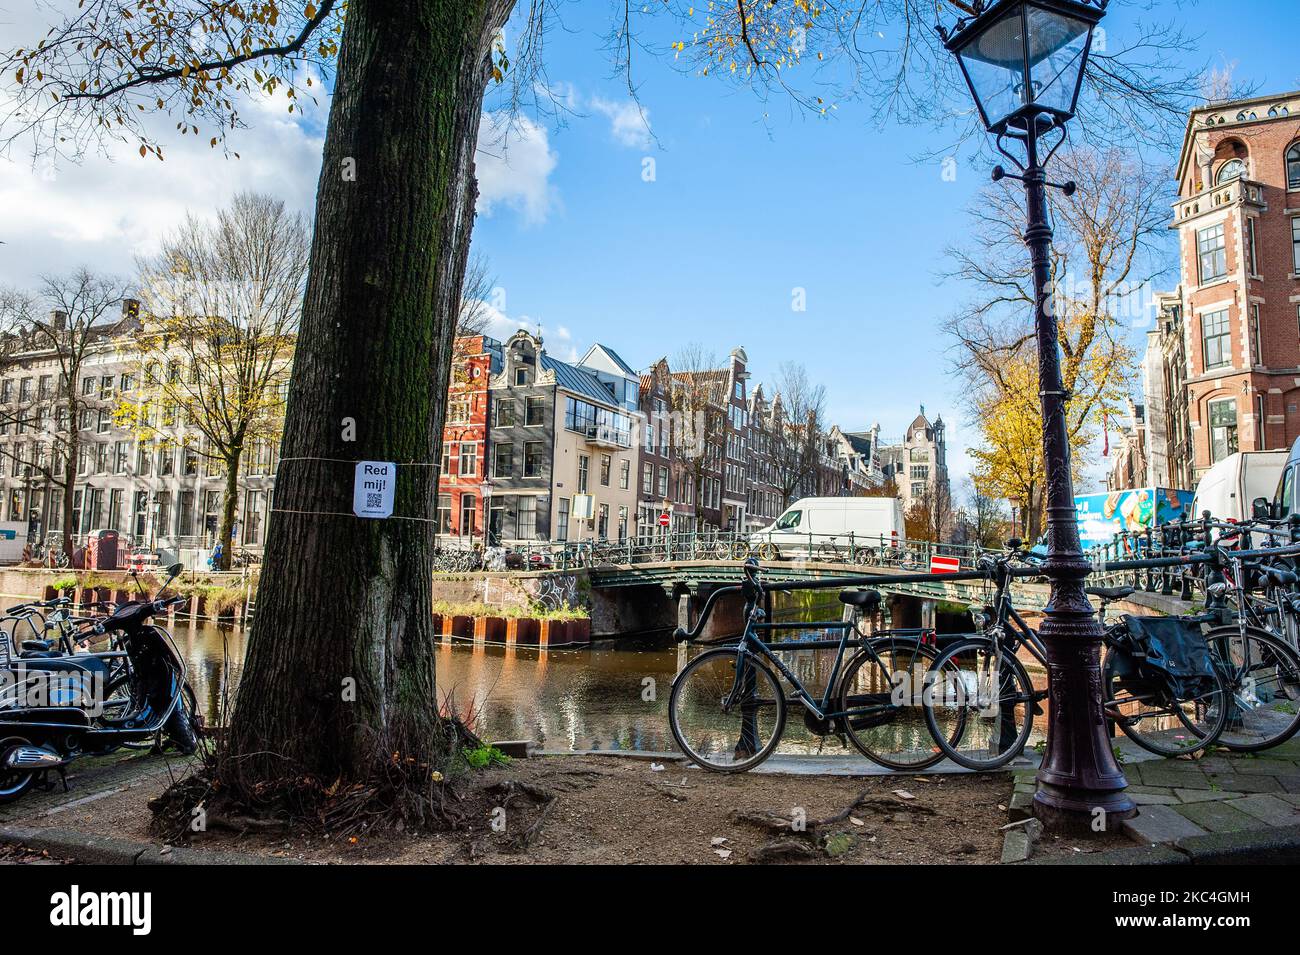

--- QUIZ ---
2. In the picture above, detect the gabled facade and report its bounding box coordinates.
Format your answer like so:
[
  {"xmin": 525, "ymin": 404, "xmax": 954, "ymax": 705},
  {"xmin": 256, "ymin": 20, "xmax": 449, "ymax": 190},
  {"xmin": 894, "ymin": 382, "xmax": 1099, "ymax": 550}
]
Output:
[{"xmin": 437, "ymin": 335, "xmax": 502, "ymax": 541}]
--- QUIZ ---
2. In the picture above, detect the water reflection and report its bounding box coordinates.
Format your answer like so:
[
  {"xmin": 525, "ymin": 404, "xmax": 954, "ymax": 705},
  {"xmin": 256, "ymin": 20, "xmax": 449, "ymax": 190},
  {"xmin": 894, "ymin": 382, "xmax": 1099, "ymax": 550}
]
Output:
[{"xmin": 169, "ymin": 592, "xmax": 1047, "ymax": 757}]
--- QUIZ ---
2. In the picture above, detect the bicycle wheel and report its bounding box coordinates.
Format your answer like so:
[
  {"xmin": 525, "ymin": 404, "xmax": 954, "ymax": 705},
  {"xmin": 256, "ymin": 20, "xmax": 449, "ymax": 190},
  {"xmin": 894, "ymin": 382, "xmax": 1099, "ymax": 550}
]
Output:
[
  {"xmin": 757, "ymin": 542, "xmax": 779, "ymax": 561},
  {"xmin": 669, "ymin": 648, "xmax": 786, "ymax": 772},
  {"xmin": 1102, "ymin": 649, "xmax": 1229, "ymax": 758},
  {"xmin": 923, "ymin": 639, "xmax": 1036, "ymax": 771},
  {"xmin": 837, "ymin": 637, "xmax": 951, "ymax": 770},
  {"xmin": 1202, "ymin": 626, "xmax": 1300, "ymax": 752}
]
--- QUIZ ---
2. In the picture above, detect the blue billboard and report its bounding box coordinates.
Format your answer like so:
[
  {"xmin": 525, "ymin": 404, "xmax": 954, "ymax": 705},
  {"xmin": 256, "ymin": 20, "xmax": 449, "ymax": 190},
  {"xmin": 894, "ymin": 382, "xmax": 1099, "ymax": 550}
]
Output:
[{"xmin": 1074, "ymin": 487, "xmax": 1192, "ymax": 550}]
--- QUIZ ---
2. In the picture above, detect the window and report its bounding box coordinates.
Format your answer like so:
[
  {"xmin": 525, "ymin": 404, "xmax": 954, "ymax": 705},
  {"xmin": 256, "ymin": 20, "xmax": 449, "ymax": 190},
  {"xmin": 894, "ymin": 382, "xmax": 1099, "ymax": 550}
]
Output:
[
  {"xmin": 160, "ymin": 447, "xmax": 174, "ymax": 475},
  {"xmin": 184, "ymin": 448, "xmax": 198, "ymax": 476},
  {"xmin": 910, "ymin": 465, "xmax": 929, "ymax": 480},
  {"xmin": 597, "ymin": 503, "xmax": 609, "ymax": 540},
  {"xmin": 114, "ymin": 441, "xmax": 129, "ymax": 473},
  {"xmin": 446, "ymin": 396, "xmax": 470, "ymax": 423},
  {"xmin": 0, "ymin": 380, "xmax": 10, "ymax": 403},
  {"xmin": 494, "ymin": 400, "xmax": 515, "ymax": 427},
  {"xmin": 657, "ymin": 466, "xmax": 669, "ymax": 498},
  {"xmin": 775, "ymin": 509, "xmax": 801, "ymax": 530},
  {"xmin": 459, "ymin": 442, "xmax": 476, "ymax": 477},
  {"xmin": 556, "ymin": 497, "xmax": 569, "ymax": 541},
  {"xmin": 517, "ymin": 497, "xmax": 537, "ymax": 540},
  {"xmin": 1197, "ymin": 223, "xmax": 1227, "ymax": 283},
  {"xmin": 523, "ymin": 441, "xmax": 544, "ymax": 478},
  {"xmin": 459, "ymin": 494, "xmax": 476, "ymax": 536},
  {"xmin": 1292, "ymin": 216, "xmax": 1300, "ymax": 275},
  {"xmin": 577, "ymin": 454, "xmax": 589, "ymax": 493},
  {"xmin": 1202, "ymin": 309, "xmax": 1231, "ymax": 369},
  {"xmin": 38, "ymin": 376, "xmax": 52, "ymax": 400},
  {"xmin": 132, "ymin": 491, "xmax": 149, "ymax": 538},
  {"xmin": 1277, "ymin": 467, "xmax": 1295, "ymax": 519},
  {"xmin": 156, "ymin": 493, "xmax": 171, "ymax": 538},
  {"xmin": 645, "ymin": 422, "xmax": 655, "ymax": 452},
  {"xmin": 242, "ymin": 490, "xmax": 263, "ymax": 545},
  {"xmin": 1208, "ymin": 398, "xmax": 1238, "ymax": 463},
  {"xmin": 80, "ymin": 377, "xmax": 94, "ymax": 396},
  {"xmin": 617, "ymin": 505, "xmax": 629, "ymax": 541},
  {"xmin": 440, "ymin": 441, "xmax": 452, "ymax": 477},
  {"xmin": 179, "ymin": 490, "xmax": 195, "ymax": 537},
  {"xmin": 437, "ymin": 494, "xmax": 452, "ymax": 533},
  {"xmin": 619, "ymin": 459, "xmax": 630, "ymax": 490},
  {"xmin": 136, "ymin": 444, "xmax": 151, "ymax": 476},
  {"xmin": 912, "ymin": 482, "xmax": 925, "ymax": 498},
  {"xmin": 599, "ymin": 454, "xmax": 611, "ymax": 486},
  {"xmin": 1246, "ymin": 217, "xmax": 1258, "ymax": 275},
  {"xmin": 514, "ymin": 367, "xmax": 528, "ymax": 386},
  {"xmin": 1288, "ymin": 142, "xmax": 1300, "ymax": 191},
  {"xmin": 525, "ymin": 396, "xmax": 545, "ymax": 426},
  {"xmin": 493, "ymin": 443, "xmax": 513, "ymax": 478},
  {"xmin": 100, "ymin": 376, "xmax": 114, "ymax": 399},
  {"xmin": 1216, "ymin": 158, "xmax": 1245, "ymax": 183},
  {"xmin": 642, "ymin": 466, "xmax": 652, "ymax": 495},
  {"xmin": 95, "ymin": 443, "xmax": 108, "ymax": 473}
]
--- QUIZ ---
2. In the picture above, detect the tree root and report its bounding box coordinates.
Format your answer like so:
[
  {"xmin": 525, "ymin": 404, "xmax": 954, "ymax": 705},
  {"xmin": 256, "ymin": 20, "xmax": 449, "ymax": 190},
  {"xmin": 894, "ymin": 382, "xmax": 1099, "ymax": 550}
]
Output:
[
  {"xmin": 479, "ymin": 780, "xmax": 559, "ymax": 852},
  {"xmin": 731, "ymin": 788, "xmax": 932, "ymax": 862}
]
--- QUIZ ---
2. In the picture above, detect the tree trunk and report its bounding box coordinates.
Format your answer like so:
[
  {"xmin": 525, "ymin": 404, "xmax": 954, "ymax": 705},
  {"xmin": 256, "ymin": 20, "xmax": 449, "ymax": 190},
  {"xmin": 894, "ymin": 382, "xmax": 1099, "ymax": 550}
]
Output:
[
  {"xmin": 61, "ymin": 429, "xmax": 77, "ymax": 560},
  {"xmin": 227, "ymin": 0, "xmax": 512, "ymax": 786},
  {"xmin": 217, "ymin": 448, "xmax": 242, "ymax": 572}
]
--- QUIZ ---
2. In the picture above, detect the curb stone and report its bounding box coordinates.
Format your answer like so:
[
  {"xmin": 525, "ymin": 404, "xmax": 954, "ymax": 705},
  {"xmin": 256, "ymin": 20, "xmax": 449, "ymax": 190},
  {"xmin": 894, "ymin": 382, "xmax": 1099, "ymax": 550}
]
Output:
[{"xmin": 0, "ymin": 826, "xmax": 302, "ymax": 865}]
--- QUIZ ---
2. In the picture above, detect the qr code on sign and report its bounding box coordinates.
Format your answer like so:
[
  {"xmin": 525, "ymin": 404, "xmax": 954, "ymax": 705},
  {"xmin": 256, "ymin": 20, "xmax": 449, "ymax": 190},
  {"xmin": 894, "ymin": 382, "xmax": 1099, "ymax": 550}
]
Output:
[{"xmin": 366, "ymin": 493, "xmax": 382, "ymax": 509}]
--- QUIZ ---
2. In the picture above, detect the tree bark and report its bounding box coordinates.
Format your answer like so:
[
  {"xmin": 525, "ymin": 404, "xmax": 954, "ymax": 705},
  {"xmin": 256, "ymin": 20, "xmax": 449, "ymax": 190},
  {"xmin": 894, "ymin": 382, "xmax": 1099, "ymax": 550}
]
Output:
[{"xmin": 227, "ymin": 0, "xmax": 512, "ymax": 785}]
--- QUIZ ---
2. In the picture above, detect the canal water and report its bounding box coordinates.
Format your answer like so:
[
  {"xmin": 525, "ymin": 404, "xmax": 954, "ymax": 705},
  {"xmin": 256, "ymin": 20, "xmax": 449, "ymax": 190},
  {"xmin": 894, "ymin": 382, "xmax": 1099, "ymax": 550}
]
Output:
[{"xmin": 174, "ymin": 590, "xmax": 1048, "ymax": 756}]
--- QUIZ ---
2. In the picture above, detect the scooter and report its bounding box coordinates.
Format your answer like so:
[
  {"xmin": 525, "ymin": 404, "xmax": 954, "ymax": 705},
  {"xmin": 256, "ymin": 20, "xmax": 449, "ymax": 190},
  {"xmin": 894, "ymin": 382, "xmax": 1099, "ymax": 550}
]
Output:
[{"xmin": 0, "ymin": 562, "xmax": 200, "ymax": 802}]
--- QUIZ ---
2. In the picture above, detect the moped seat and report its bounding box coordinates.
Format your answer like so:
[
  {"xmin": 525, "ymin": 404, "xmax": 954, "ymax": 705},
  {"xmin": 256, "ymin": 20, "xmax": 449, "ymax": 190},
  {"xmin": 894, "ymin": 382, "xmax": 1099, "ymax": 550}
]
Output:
[{"xmin": 839, "ymin": 589, "xmax": 882, "ymax": 610}]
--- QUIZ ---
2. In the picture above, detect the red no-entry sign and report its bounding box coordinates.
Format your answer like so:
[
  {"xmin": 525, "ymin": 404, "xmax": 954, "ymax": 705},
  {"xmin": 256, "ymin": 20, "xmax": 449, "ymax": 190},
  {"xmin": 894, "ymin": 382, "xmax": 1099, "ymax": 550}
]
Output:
[
  {"xmin": 930, "ymin": 555, "xmax": 961, "ymax": 575},
  {"xmin": 658, "ymin": 512, "xmax": 671, "ymax": 527}
]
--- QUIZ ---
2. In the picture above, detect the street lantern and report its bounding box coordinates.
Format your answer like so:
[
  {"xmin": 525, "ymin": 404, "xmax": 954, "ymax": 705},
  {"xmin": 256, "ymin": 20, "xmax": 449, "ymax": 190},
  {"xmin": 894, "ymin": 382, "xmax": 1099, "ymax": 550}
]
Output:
[
  {"xmin": 939, "ymin": 0, "xmax": 1134, "ymax": 832},
  {"xmin": 942, "ymin": 0, "xmax": 1105, "ymax": 135}
]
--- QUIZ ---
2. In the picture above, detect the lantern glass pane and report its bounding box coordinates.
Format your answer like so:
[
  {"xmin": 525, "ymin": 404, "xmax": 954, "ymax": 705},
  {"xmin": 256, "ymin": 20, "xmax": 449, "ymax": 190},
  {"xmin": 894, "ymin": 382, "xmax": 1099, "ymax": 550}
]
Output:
[
  {"xmin": 1024, "ymin": 7, "xmax": 1090, "ymax": 116},
  {"xmin": 955, "ymin": 7, "xmax": 1027, "ymax": 129}
]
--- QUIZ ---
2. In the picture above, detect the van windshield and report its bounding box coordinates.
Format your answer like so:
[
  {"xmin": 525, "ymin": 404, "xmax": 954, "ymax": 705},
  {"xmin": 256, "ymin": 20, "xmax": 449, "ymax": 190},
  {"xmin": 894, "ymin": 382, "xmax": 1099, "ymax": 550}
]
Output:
[{"xmin": 774, "ymin": 510, "xmax": 801, "ymax": 530}]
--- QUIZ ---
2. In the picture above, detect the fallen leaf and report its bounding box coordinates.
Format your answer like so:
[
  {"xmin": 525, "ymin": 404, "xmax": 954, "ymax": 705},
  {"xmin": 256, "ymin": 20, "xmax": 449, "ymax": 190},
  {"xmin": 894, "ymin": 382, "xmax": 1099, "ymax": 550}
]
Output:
[
  {"xmin": 710, "ymin": 836, "xmax": 729, "ymax": 846},
  {"xmin": 893, "ymin": 789, "xmax": 916, "ymax": 800},
  {"xmin": 714, "ymin": 848, "xmax": 732, "ymax": 859},
  {"xmin": 849, "ymin": 816, "xmax": 864, "ymax": 827}
]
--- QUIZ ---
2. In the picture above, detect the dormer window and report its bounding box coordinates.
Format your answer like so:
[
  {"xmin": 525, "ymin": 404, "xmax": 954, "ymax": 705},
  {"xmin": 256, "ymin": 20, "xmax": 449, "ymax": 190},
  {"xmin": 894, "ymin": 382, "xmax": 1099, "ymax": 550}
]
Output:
[{"xmin": 1216, "ymin": 158, "xmax": 1246, "ymax": 184}]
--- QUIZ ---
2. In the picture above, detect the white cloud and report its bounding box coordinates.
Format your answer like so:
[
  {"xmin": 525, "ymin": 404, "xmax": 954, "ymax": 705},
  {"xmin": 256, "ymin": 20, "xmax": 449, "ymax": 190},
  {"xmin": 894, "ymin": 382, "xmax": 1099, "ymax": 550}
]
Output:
[
  {"xmin": 476, "ymin": 112, "xmax": 559, "ymax": 226},
  {"xmin": 589, "ymin": 96, "xmax": 653, "ymax": 149},
  {"xmin": 0, "ymin": 76, "xmax": 325, "ymax": 290}
]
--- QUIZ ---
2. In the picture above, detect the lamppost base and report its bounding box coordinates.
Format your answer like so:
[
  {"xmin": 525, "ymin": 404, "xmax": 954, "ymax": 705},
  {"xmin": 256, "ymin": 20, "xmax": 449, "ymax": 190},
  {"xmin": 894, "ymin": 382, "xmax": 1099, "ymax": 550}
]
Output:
[{"xmin": 1034, "ymin": 784, "xmax": 1135, "ymax": 835}]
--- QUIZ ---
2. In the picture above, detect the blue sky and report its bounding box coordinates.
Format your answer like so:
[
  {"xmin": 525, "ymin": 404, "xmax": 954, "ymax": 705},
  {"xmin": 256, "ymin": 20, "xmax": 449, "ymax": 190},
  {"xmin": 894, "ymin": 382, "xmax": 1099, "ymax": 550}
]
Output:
[
  {"xmin": 468, "ymin": 0, "xmax": 1300, "ymax": 493},
  {"xmin": 2, "ymin": 1, "xmax": 1297, "ymax": 496}
]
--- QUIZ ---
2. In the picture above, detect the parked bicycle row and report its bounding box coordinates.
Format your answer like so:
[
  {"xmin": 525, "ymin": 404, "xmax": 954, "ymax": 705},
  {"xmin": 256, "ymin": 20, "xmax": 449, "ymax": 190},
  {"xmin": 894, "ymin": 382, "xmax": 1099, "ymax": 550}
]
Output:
[{"xmin": 668, "ymin": 520, "xmax": 1300, "ymax": 774}]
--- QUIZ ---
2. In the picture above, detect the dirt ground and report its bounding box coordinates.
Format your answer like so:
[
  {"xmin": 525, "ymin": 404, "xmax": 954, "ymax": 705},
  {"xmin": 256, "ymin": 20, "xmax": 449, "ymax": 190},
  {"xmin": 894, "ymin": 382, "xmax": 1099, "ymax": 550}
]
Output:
[{"xmin": 15, "ymin": 754, "xmax": 1031, "ymax": 864}]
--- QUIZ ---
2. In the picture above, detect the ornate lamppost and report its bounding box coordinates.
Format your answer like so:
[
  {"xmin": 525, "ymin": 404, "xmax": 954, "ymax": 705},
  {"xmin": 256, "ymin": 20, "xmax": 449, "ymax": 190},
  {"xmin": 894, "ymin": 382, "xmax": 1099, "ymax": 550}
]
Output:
[{"xmin": 938, "ymin": 0, "xmax": 1134, "ymax": 828}]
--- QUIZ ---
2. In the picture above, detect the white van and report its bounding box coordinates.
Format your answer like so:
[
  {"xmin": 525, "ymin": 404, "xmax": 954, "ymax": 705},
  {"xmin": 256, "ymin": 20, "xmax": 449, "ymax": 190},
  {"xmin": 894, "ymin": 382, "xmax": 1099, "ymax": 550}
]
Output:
[
  {"xmin": 752, "ymin": 496, "xmax": 906, "ymax": 559},
  {"xmin": 1192, "ymin": 450, "xmax": 1287, "ymax": 525}
]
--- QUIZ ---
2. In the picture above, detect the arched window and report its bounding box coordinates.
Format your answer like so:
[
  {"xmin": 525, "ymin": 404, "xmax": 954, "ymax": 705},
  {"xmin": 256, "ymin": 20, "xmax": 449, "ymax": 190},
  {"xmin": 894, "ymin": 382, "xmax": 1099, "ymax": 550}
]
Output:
[
  {"xmin": 1216, "ymin": 158, "xmax": 1246, "ymax": 183},
  {"xmin": 1287, "ymin": 142, "xmax": 1300, "ymax": 191}
]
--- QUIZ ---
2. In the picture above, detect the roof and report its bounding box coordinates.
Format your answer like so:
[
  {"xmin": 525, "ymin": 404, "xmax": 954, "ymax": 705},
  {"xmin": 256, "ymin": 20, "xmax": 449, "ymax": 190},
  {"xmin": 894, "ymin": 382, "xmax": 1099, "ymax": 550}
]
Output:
[
  {"xmin": 541, "ymin": 353, "xmax": 619, "ymax": 407},
  {"xmin": 841, "ymin": 432, "xmax": 875, "ymax": 457}
]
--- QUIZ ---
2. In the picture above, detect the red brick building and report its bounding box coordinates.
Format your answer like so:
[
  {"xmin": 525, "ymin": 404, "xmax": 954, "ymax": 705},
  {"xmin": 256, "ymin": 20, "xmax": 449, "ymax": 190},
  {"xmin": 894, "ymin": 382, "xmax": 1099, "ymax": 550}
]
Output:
[
  {"xmin": 1171, "ymin": 92, "xmax": 1300, "ymax": 478},
  {"xmin": 437, "ymin": 335, "xmax": 502, "ymax": 541}
]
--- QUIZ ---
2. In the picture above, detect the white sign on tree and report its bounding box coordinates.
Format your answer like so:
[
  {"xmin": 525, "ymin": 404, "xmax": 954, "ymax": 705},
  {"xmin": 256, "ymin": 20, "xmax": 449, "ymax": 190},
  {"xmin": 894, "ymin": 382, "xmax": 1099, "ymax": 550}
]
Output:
[{"xmin": 353, "ymin": 461, "xmax": 396, "ymax": 519}]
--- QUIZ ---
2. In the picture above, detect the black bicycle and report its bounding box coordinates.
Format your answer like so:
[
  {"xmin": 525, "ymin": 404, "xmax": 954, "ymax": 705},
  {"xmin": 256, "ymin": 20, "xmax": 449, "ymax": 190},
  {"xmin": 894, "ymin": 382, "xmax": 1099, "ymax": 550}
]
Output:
[{"xmin": 668, "ymin": 559, "xmax": 961, "ymax": 772}]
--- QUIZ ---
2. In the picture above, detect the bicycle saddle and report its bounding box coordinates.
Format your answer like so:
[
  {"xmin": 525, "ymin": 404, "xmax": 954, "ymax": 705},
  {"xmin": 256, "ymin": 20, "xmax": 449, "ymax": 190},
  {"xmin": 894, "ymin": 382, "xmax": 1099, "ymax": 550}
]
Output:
[
  {"xmin": 1085, "ymin": 586, "xmax": 1135, "ymax": 601},
  {"xmin": 839, "ymin": 589, "xmax": 882, "ymax": 609}
]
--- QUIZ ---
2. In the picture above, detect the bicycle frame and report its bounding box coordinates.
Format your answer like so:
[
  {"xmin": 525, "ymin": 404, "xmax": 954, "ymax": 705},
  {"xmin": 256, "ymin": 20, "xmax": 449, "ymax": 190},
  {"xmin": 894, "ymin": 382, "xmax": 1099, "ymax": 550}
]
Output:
[{"xmin": 721, "ymin": 584, "xmax": 923, "ymax": 727}]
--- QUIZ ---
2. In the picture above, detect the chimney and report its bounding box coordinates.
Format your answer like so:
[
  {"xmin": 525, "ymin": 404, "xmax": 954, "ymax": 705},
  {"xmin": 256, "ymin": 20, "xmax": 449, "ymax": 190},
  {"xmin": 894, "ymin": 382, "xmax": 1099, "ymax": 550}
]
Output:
[
  {"xmin": 121, "ymin": 298, "xmax": 140, "ymax": 321},
  {"xmin": 51, "ymin": 310, "xmax": 67, "ymax": 331}
]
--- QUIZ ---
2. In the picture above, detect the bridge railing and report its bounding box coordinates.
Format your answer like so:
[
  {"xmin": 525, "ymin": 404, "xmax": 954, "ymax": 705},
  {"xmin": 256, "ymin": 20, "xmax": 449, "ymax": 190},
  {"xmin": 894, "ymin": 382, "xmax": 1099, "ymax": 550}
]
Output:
[{"xmin": 482, "ymin": 530, "xmax": 985, "ymax": 573}]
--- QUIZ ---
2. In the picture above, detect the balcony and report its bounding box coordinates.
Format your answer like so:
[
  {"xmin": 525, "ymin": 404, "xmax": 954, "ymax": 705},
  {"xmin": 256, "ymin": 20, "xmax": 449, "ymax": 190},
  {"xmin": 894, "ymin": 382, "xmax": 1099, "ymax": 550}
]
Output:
[
  {"xmin": 1172, "ymin": 178, "xmax": 1266, "ymax": 228},
  {"xmin": 584, "ymin": 424, "xmax": 628, "ymax": 449}
]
